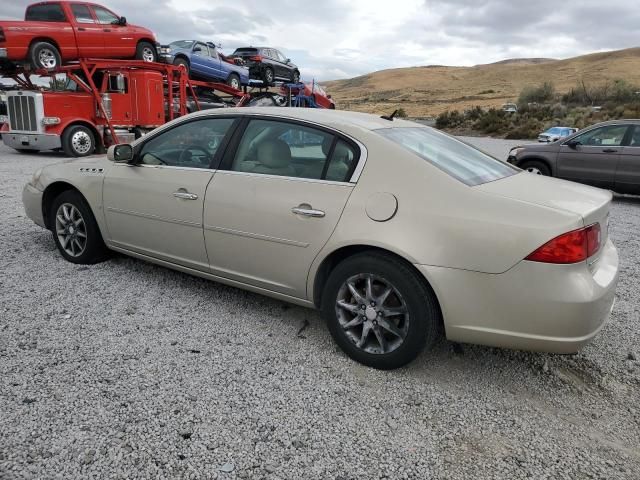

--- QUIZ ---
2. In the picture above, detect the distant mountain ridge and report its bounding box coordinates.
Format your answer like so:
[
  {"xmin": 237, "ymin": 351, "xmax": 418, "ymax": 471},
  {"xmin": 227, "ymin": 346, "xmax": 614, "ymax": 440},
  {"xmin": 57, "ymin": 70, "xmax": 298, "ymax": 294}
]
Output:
[{"xmin": 324, "ymin": 47, "xmax": 640, "ymax": 117}]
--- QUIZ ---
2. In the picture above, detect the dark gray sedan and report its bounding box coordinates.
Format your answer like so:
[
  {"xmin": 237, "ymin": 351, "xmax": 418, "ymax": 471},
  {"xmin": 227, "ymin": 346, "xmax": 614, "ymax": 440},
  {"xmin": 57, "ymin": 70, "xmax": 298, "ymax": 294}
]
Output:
[{"xmin": 508, "ymin": 120, "xmax": 640, "ymax": 195}]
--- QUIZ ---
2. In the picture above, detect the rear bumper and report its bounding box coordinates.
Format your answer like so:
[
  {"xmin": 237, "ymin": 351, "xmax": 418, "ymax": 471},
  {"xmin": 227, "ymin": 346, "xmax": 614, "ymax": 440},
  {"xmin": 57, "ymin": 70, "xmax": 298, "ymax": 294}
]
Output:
[
  {"xmin": 22, "ymin": 183, "xmax": 45, "ymax": 228},
  {"xmin": 2, "ymin": 132, "xmax": 61, "ymax": 151},
  {"xmin": 417, "ymin": 239, "xmax": 619, "ymax": 353}
]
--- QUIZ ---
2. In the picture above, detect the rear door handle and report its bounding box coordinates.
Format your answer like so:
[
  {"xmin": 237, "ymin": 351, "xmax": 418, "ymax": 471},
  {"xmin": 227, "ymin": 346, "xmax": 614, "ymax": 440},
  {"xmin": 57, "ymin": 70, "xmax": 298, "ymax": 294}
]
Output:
[
  {"xmin": 173, "ymin": 191, "xmax": 198, "ymax": 200},
  {"xmin": 77, "ymin": 27, "xmax": 86, "ymax": 31},
  {"xmin": 602, "ymin": 149, "xmax": 618, "ymax": 153},
  {"xmin": 292, "ymin": 204, "xmax": 325, "ymax": 218},
  {"xmin": 103, "ymin": 28, "xmax": 111, "ymax": 32}
]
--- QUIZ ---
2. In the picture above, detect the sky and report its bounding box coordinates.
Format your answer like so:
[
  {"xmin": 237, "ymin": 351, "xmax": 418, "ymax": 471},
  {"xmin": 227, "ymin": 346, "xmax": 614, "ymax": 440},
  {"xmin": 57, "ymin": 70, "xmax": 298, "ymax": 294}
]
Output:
[{"xmin": 4, "ymin": 0, "xmax": 640, "ymax": 81}]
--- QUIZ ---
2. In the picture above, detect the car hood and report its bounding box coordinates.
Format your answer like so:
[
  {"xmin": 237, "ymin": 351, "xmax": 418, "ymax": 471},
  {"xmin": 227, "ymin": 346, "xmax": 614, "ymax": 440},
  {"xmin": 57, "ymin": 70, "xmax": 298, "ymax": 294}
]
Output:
[
  {"xmin": 516, "ymin": 141, "xmax": 562, "ymax": 152},
  {"xmin": 476, "ymin": 172, "xmax": 612, "ymax": 229}
]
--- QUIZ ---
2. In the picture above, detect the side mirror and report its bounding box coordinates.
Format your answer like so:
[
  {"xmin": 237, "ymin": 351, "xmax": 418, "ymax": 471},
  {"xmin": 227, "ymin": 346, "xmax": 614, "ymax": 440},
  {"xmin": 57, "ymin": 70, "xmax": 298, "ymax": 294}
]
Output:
[
  {"xmin": 566, "ymin": 140, "xmax": 580, "ymax": 149},
  {"xmin": 327, "ymin": 94, "xmax": 332, "ymax": 99},
  {"xmin": 118, "ymin": 16, "xmax": 127, "ymax": 25},
  {"xmin": 108, "ymin": 144, "xmax": 134, "ymax": 163},
  {"xmin": 285, "ymin": 58, "xmax": 291, "ymax": 64}
]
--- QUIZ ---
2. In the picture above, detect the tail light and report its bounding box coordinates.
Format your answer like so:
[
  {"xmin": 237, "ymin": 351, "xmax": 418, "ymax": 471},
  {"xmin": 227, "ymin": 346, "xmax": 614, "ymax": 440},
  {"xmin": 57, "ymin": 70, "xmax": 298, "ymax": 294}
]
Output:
[
  {"xmin": 249, "ymin": 55, "xmax": 263, "ymax": 62},
  {"xmin": 0, "ymin": 27, "xmax": 5, "ymax": 43},
  {"xmin": 525, "ymin": 223, "xmax": 601, "ymax": 264}
]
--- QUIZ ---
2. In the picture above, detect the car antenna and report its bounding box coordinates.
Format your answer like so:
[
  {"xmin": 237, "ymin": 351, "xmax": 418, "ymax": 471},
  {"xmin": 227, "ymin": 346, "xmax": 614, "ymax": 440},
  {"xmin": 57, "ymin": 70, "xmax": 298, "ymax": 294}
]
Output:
[{"xmin": 381, "ymin": 109, "xmax": 398, "ymax": 121}]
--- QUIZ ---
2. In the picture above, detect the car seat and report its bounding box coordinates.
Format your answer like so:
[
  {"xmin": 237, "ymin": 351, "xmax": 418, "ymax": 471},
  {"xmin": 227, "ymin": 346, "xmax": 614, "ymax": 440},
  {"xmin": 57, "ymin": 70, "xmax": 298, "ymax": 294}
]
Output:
[{"xmin": 252, "ymin": 139, "xmax": 296, "ymax": 176}]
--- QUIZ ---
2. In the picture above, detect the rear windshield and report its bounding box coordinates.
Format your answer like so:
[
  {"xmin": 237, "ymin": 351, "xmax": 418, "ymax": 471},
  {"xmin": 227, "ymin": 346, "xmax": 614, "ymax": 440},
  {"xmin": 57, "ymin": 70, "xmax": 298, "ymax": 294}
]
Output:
[
  {"xmin": 233, "ymin": 48, "xmax": 258, "ymax": 54},
  {"xmin": 26, "ymin": 4, "xmax": 67, "ymax": 22},
  {"xmin": 376, "ymin": 127, "xmax": 518, "ymax": 186}
]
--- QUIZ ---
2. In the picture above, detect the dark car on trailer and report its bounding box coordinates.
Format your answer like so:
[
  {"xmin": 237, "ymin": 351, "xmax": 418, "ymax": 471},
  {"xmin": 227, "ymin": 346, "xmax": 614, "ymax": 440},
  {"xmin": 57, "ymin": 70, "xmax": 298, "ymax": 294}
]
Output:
[
  {"xmin": 507, "ymin": 119, "xmax": 640, "ymax": 195},
  {"xmin": 231, "ymin": 47, "xmax": 300, "ymax": 84}
]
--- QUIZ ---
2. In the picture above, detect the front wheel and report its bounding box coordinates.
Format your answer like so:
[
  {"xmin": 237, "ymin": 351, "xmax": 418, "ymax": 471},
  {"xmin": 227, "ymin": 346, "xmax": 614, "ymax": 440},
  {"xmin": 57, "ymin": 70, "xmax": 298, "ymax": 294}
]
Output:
[
  {"xmin": 136, "ymin": 41, "xmax": 157, "ymax": 62},
  {"xmin": 173, "ymin": 57, "xmax": 190, "ymax": 76},
  {"xmin": 321, "ymin": 252, "xmax": 441, "ymax": 369},
  {"xmin": 50, "ymin": 190, "xmax": 109, "ymax": 264},
  {"xmin": 520, "ymin": 160, "xmax": 551, "ymax": 176},
  {"xmin": 62, "ymin": 125, "xmax": 95, "ymax": 157},
  {"xmin": 226, "ymin": 73, "xmax": 241, "ymax": 90}
]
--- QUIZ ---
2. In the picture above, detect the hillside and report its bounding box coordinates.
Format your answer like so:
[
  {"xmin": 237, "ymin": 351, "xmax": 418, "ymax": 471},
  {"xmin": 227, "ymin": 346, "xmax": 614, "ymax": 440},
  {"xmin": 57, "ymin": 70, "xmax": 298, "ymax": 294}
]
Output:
[{"xmin": 324, "ymin": 47, "xmax": 640, "ymax": 117}]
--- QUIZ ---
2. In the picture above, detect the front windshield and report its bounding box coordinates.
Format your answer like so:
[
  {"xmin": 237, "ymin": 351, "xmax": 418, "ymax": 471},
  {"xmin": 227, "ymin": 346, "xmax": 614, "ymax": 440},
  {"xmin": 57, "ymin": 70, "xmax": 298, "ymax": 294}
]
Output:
[
  {"xmin": 170, "ymin": 40, "xmax": 195, "ymax": 49},
  {"xmin": 376, "ymin": 127, "xmax": 518, "ymax": 186},
  {"xmin": 546, "ymin": 127, "xmax": 564, "ymax": 135}
]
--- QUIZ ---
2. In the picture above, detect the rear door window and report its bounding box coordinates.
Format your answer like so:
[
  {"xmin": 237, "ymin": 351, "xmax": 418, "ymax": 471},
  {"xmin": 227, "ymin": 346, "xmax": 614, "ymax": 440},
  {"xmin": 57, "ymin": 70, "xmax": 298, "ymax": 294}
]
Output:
[
  {"xmin": 70, "ymin": 4, "xmax": 95, "ymax": 23},
  {"xmin": 25, "ymin": 4, "xmax": 67, "ymax": 22}
]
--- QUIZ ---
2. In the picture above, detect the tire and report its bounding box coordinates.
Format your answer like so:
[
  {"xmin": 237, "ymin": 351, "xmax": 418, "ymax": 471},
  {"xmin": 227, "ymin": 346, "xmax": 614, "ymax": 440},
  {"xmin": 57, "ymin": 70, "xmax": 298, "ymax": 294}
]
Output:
[
  {"xmin": 321, "ymin": 252, "xmax": 441, "ymax": 370},
  {"xmin": 173, "ymin": 57, "xmax": 190, "ymax": 76},
  {"xmin": 226, "ymin": 73, "xmax": 241, "ymax": 90},
  {"xmin": 50, "ymin": 190, "xmax": 109, "ymax": 264},
  {"xmin": 136, "ymin": 41, "xmax": 157, "ymax": 62},
  {"xmin": 263, "ymin": 67, "xmax": 274, "ymax": 84},
  {"xmin": 29, "ymin": 41, "xmax": 61, "ymax": 70},
  {"xmin": 62, "ymin": 125, "xmax": 96, "ymax": 157},
  {"xmin": 520, "ymin": 160, "xmax": 551, "ymax": 176},
  {"xmin": 291, "ymin": 70, "xmax": 300, "ymax": 84}
]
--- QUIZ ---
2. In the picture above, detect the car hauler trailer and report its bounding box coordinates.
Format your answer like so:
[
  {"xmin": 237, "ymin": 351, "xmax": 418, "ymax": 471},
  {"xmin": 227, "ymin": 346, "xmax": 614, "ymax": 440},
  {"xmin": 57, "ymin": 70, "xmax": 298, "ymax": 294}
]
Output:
[{"xmin": 0, "ymin": 59, "xmax": 249, "ymax": 156}]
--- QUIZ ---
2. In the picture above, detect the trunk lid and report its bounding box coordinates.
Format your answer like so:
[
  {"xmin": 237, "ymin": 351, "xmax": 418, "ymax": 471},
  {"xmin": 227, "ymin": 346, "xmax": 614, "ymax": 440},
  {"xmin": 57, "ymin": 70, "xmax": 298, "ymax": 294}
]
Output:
[{"xmin": 476, "ymin": 172, "xmax": 612, "ymax": 246}]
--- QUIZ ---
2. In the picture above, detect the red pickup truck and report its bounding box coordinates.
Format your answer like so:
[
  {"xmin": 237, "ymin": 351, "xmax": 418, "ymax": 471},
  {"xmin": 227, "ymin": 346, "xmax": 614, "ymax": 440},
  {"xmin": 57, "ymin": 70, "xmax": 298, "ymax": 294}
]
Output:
[{"xmin": 0, "ymin": 1, "xmax": 159, "ymax": 70}]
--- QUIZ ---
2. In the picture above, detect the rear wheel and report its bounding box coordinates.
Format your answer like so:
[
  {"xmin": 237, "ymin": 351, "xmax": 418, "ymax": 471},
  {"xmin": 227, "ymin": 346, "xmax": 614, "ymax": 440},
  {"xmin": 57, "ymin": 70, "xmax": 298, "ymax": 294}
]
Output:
[
  {"xmin": 321, "ymin": 252, "xmax": 441, "ymax": 369},
  {"xmin": 50, "ymin": 190, "xmax": 108, "ymax": 264},
  {"xmin": 62, "ymin": 125, "xmax": 95, "ymax": 157},
  {"xmin": 136, "ymin": 41, "xmax": 157, "ymax": 62},
  {"xmin": 520, "ymin": 160, "xmax": 551, "ymax": 176},
  {"xmin": 29, "ymin": 41, "xmax": 61, "ymax": 70},
  {"xmin": 263, "ymin": 67, "xmax": 274, "ymax": 84},
  {"xmin": 173, "ymin": 57, "xmax": 190, "ymax": 75},
  {"xmin": 226, "ymin": 73, "xmax": 241, "ymax": 90}
]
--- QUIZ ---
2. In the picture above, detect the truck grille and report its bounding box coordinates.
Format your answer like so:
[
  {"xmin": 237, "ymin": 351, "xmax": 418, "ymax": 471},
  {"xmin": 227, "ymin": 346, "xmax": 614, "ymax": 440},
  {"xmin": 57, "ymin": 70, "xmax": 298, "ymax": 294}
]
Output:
[{"xmin": 8, "ymin": 95, "xmax": 38, "ymax": 132}]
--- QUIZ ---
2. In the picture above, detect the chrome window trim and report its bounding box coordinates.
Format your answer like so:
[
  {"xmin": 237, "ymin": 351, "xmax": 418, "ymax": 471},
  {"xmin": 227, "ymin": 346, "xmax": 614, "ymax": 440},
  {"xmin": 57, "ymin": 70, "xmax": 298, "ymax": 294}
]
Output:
[
  {"xmin": 215, "ymin": 169, "xmax": 356, "ymax": 187},
  {"xmin": 114, "ymin": 163, "xmax": 215, "ymax": 173}
]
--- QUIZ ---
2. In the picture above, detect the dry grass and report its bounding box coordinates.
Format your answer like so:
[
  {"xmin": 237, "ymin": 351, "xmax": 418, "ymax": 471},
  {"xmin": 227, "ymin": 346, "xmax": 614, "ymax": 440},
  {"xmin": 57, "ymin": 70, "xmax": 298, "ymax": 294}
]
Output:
[{"xmin": 324, "ymin": 48, "xmax": 640, "ymax": 117}]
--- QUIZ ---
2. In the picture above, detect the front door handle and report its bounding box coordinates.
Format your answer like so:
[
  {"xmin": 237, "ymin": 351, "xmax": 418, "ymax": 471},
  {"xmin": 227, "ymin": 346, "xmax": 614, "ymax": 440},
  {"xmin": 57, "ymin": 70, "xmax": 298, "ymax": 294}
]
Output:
[
  {"xmin": 292, "ymin": 204, "xmax": 325, "ymax": 218},
  {"xmin": 602, "ymin": 149, "xmax": 618, "ymax": 153},
  {"xmin": 173, "ymin": 191, "xmax": 198, "ymax": 200}
]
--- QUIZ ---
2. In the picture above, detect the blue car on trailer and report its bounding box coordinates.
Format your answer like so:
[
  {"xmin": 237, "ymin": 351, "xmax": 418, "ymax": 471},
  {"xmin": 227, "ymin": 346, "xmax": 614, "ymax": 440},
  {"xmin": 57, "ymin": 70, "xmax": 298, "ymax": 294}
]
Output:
[{"xmin": 160, "ymin": 40, "xmax": 250, "ymax": 90}]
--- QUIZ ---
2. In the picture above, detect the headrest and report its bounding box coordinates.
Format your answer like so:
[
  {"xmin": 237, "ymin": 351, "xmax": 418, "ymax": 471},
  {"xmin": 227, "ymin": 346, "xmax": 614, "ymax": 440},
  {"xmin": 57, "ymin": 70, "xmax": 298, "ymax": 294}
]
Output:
[{"xmin": 257, "ymin": 139, "xmax": 292, "ymax": 168}]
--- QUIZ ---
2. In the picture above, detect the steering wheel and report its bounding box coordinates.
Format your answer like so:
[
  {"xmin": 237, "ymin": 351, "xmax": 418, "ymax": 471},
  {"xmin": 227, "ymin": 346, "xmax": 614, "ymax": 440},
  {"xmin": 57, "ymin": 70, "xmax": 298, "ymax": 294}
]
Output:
[{"xmin": 178, "ymin": 146, "xmax": 210, "ymax": 166}]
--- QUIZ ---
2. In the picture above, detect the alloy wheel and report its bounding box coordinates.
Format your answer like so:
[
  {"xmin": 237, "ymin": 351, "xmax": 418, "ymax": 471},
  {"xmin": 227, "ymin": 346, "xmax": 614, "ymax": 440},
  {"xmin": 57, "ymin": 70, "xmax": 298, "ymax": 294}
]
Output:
[
  {"xmin": 71, "ymin": 131, "xmax": 92, "ymax": 155},
  {"xmin": 526, "ymin": 167, "xmax": 542, "ymax": 175},
  {"xmin": 142, "ymin": 47, "xmax": 155, "ymax": 62},
  {"xmin": 39, "ymin": 48, "xmax": 57, "ymax": 69},
  {"xmin": 335, "ymin": 273, "xmax": 409, "ymax": 355},
  {"xmin": 55, "ymin": 203, "xmax": 87, "ymax": 258}
]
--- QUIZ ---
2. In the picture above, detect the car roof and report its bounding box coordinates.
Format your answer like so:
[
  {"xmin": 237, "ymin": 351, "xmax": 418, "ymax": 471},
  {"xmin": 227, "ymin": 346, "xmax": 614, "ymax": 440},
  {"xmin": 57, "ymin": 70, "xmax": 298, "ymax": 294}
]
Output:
[{"xmin": 188, "ymin": 107, "xmax": 420, "ymax": 131}]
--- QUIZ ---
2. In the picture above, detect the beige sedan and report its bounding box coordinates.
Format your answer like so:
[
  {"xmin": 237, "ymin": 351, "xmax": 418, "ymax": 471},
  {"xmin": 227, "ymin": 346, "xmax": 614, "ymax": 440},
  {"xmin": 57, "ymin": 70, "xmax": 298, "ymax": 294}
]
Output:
[{"xmin": 22, "ymin": 108, "xmax": 619, "ymax": 369}]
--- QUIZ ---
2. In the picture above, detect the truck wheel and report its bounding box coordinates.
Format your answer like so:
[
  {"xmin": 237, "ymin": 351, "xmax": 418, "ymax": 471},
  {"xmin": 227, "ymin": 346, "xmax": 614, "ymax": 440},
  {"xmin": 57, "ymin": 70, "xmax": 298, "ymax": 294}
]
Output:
[
  {"xmin": 263, "ymin": 67, "xmax": 274, "ymax": 84},
  {"xmin": 136, "ymin": 42, "xmax": 157, "ymax": 62},
  {"xmin": 226, "ymin": 73, "xmax": 241, "ymax": 90},
  {"xmin": 29, "ymin": 42, "xmax": 61, "ymax": 70},
  {"xmin": 173, "ymin": 57, "xmax": 190, "ymax": 76},
  {"xmin": 62, "ymin": 125, "xmax": 95, "ymax": 157}
]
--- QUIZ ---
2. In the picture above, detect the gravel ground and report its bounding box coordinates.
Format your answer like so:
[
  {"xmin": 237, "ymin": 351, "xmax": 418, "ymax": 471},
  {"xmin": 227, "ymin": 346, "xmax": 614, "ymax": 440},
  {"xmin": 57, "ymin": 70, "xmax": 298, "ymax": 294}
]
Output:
[{"xmin": 1, "ymin": 141, "xmax": 639, "ymax": 480}]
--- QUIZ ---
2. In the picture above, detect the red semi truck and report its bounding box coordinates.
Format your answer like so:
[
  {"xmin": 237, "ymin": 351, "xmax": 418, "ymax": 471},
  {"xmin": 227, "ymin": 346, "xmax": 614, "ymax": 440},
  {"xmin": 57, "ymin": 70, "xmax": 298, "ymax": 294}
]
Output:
[
  {"xmin": 0, "ymin": 60, "xmax": 249, "ymax": 156},
  {"xmin": 0, "ymin": 1, "xmax": 159, "ymax": 70}
]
